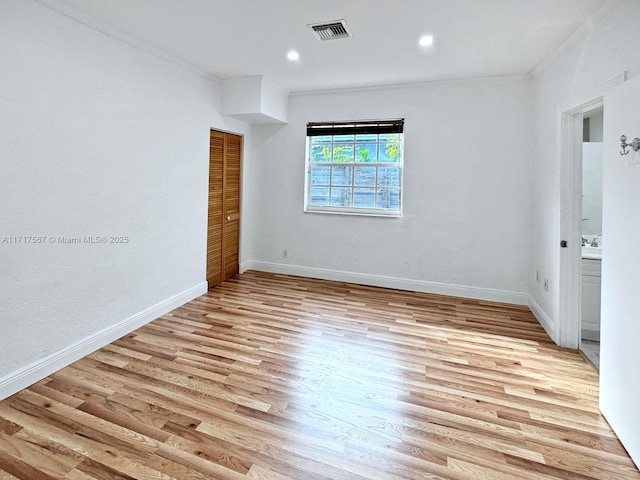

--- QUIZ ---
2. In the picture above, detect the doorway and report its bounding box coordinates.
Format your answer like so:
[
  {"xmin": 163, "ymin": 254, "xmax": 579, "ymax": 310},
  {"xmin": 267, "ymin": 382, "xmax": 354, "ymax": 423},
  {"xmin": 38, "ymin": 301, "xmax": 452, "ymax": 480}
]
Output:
[
  {"xmin": 579, "ymin": 107, "xmax": 604, "ymax": 369},
  {"xmin": 207, "ymin": 130, "xmax": 241, "ymax": 288},
  {"xmin": 556, "ymin": 72, "xmax": 625, "ymax": 351}
]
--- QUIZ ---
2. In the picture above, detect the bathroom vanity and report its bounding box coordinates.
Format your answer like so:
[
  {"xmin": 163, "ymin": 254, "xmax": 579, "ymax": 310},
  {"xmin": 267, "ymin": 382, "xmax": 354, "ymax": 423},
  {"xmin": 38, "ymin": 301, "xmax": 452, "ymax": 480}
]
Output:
[{"xmin": 581, "ymin": 239, "xmax": 602, "ymax": 341}]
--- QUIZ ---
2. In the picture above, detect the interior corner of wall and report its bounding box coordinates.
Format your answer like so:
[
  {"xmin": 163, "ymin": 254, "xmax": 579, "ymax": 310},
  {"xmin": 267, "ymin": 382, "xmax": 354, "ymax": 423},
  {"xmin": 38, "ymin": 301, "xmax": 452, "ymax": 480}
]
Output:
[{"xmin": 528, "ymin": 294, "xmax": 557, "ymax": 344}]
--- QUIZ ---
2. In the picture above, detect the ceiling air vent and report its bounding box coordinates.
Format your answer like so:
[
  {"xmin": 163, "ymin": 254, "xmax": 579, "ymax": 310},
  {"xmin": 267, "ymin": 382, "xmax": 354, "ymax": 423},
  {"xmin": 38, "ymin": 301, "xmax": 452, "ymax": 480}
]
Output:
[{"xmin": 308, "ymin": 20, "xmax": 352, "ymax": 41}]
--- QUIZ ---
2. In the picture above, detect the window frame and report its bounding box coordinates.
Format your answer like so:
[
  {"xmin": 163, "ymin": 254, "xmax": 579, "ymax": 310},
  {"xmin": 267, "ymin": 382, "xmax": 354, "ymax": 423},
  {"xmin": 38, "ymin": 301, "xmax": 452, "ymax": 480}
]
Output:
[{"xmin": 304, "ymin": 119, "xmax": 404, "ymax": 217}]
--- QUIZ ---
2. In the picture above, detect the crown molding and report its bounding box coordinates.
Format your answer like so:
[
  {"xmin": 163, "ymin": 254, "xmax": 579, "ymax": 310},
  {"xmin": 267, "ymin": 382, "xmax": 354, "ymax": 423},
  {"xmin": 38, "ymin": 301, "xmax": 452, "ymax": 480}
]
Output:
[{"xmin": 290, "ymin": 73, "xmax": 532, "ymax": 97}]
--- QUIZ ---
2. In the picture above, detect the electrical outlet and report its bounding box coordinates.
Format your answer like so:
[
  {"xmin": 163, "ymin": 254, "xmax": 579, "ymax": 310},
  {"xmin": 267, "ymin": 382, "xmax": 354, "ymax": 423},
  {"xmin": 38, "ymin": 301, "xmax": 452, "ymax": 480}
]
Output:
[
  {"xmin": 282, "ymin": 249, "xmax": 288, "ymax": 259},
  {"xmin": 536, "ymin": 271, "xmax": 540, "ymax": 283},
  {"xmin": 543, "ymin": 278, "xmax": 548, "ymax": 291}
]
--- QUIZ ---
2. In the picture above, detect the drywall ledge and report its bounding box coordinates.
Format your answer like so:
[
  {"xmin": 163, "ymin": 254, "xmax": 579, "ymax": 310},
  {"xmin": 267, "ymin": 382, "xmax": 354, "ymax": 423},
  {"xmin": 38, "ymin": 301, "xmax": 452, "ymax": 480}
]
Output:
[
  {"xmin": 0, "ymin": 282, "xmax": 208, "ymax": 401},
  {"xmin": 221, "ymin": 76, "xmax": 288, "ymax": 124},
  {"xmin": 241, "ymin": 260, "xmax": 528, "ymax": 306}
]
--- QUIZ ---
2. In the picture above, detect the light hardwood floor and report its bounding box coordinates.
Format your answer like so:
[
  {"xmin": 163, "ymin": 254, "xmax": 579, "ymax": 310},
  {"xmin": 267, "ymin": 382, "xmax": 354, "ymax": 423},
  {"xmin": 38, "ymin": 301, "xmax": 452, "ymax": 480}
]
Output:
[{"xmin": 0, "ymin": 271, "xmax": 638, "ymax": 479}]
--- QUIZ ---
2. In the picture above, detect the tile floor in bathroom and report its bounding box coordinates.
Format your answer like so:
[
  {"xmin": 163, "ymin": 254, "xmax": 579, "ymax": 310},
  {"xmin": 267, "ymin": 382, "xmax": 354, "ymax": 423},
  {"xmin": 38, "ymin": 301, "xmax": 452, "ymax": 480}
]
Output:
[{"xmin": 580, "ymin": 339, "xmax": 600, "ymax": 370}]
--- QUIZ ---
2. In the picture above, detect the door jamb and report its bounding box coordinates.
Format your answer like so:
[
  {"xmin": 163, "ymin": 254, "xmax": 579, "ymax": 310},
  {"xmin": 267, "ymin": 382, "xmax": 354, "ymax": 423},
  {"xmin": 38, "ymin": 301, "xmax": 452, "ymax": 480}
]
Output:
[{"xmin": 557, "ymin": 106, "xmax": 584, "ymax": 349}]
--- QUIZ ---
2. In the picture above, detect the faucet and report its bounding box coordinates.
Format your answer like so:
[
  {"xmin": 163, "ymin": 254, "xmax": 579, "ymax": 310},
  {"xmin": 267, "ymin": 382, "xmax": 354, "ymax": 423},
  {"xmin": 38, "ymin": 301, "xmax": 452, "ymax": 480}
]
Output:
[{"xmin": 582, "ymin": 236, "xmax": 587, "ymax": 246}]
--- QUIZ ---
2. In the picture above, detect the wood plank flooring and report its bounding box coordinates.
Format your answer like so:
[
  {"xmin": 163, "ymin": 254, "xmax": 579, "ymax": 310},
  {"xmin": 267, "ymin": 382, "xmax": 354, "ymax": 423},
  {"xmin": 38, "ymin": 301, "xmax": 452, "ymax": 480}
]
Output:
[{"xmin": 1, "ymin": 270, "xmax": 638, "ymax": 479}]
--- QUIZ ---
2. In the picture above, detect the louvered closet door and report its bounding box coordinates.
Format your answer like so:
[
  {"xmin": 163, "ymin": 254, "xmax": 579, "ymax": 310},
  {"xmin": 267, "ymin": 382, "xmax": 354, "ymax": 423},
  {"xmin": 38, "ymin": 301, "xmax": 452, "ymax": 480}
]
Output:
[
  {"xmin": 207, "ymin": 130, "xmax": 241, "ymax": 288},
  {"xmin": 222, "ymin": 133, "xmax": 241, "ymax": 280}
]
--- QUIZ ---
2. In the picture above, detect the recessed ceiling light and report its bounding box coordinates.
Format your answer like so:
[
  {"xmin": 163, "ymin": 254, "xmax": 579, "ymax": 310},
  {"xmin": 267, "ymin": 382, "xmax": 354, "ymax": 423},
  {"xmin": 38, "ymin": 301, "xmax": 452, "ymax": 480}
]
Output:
[
  {"xmin": 287, "ymin": 50, "xmax": 300, "ymax": 61},
  {"xmin": 419, "ymin": 35, "xmax": 434, "ymax": 47}
]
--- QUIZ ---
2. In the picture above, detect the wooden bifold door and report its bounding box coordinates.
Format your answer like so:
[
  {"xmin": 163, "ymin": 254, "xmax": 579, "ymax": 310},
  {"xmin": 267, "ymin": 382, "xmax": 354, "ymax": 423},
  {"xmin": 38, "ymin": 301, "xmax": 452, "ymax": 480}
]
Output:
[{"xmin": 207, "ymin": 130, "xmax": 241, "ymax": 288}]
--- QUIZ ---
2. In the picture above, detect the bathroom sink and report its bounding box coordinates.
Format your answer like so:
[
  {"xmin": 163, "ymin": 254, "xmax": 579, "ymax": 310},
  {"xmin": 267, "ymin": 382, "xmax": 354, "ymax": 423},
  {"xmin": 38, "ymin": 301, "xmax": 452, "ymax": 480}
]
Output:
[{"xmin": 582, "ymin": 245, "xmax": 602, "ymax": 259}]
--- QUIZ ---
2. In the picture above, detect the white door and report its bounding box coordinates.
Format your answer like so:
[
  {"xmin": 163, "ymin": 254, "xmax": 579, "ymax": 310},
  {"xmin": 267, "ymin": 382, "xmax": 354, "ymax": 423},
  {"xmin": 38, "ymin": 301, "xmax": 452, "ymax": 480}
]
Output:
[{"xmin": 600, "ymin": 74, "xmax": 640, "ymax": 467}]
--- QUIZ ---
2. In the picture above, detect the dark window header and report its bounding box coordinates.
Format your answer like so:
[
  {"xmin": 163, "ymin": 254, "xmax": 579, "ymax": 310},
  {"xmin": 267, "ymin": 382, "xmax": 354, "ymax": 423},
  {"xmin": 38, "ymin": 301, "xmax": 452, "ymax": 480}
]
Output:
[{"xmin": 307, "ymin": 119, "xmax": 404, "ymax": 137}]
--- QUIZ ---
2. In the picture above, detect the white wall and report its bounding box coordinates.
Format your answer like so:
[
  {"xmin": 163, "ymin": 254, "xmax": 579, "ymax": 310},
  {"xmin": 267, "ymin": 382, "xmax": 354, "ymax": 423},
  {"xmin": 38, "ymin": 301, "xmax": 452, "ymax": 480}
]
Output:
[
  {"xmin": 585, "ymin": 110, "xmax": 604, "ymax": 142},
  {"xmin": 582, "ymin": 142, "xmax": 603, "ymax": 236},
  {"xmin": 244, "ymin": 76, "xmax": 533, "ymax": 303},
  {"xmin": 529, "ymin": 0, "xmax": 640, "ymax": 336},
  {"xmin": 0, "ymin": 0, "xmax": 249, "ymax": 397}
]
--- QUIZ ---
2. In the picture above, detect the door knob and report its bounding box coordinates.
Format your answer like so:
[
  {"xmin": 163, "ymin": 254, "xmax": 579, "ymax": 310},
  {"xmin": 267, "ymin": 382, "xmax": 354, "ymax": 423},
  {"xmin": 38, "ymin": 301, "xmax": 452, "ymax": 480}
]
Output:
[{"xmin": 227, "ymin": 215, "xmax": 231, "ymax": 221}]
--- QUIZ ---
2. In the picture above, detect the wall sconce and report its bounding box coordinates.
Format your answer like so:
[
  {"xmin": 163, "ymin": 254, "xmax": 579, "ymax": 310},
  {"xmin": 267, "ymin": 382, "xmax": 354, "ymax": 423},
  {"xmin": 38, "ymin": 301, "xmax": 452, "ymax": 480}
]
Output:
[{"xmin": 620, "ymin": 134, "xmax": 640, "ymax": 155}]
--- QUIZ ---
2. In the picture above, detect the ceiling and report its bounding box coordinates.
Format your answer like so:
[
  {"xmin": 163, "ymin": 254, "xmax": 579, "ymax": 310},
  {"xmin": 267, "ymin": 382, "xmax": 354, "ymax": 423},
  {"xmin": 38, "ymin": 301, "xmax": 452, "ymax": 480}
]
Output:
[{"xmin": 47, "ymin": 0, "xmax": 614, "ymax": 93}]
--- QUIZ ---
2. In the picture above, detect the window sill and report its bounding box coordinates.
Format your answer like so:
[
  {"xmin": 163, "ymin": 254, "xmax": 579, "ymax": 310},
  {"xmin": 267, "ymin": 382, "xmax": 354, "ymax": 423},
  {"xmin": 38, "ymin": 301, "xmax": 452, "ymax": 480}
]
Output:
[{"xmin": 304, "ymin": 207, "xmax": 402, "ymax": 218}]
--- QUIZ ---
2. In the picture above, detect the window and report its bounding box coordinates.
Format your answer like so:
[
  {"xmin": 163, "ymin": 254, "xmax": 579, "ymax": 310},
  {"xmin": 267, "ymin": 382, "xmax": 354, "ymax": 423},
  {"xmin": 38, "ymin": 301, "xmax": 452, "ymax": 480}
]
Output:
[{"xmin": 305, "ymin": 119, "xmax": 404, "ymax": 216}]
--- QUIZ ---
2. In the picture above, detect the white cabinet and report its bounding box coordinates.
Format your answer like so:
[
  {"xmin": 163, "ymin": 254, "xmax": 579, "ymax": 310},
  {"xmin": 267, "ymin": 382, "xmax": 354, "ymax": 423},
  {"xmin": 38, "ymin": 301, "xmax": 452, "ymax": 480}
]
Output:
[{"xmin": 581, "ymin": 258, "xmax": 601, "ymax": 341}]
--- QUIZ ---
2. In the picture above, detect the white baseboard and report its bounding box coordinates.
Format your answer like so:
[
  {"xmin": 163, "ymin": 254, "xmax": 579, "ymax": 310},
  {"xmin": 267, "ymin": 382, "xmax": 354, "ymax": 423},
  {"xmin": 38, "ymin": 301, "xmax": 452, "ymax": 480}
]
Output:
[
  {"xmin": 528, "ymin": 295, "xmax": 557, "ymax": 342},
  {"xmin": 581, "ymin": 329, "xmax": 600, "ymax": 342},
  {"xmin": 241, "ymin": 260, "xmax": 528, "ymax": 305},
  {"xmin": 0, "ymin": 282, "xmax": 208, "ymax": 401}
]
